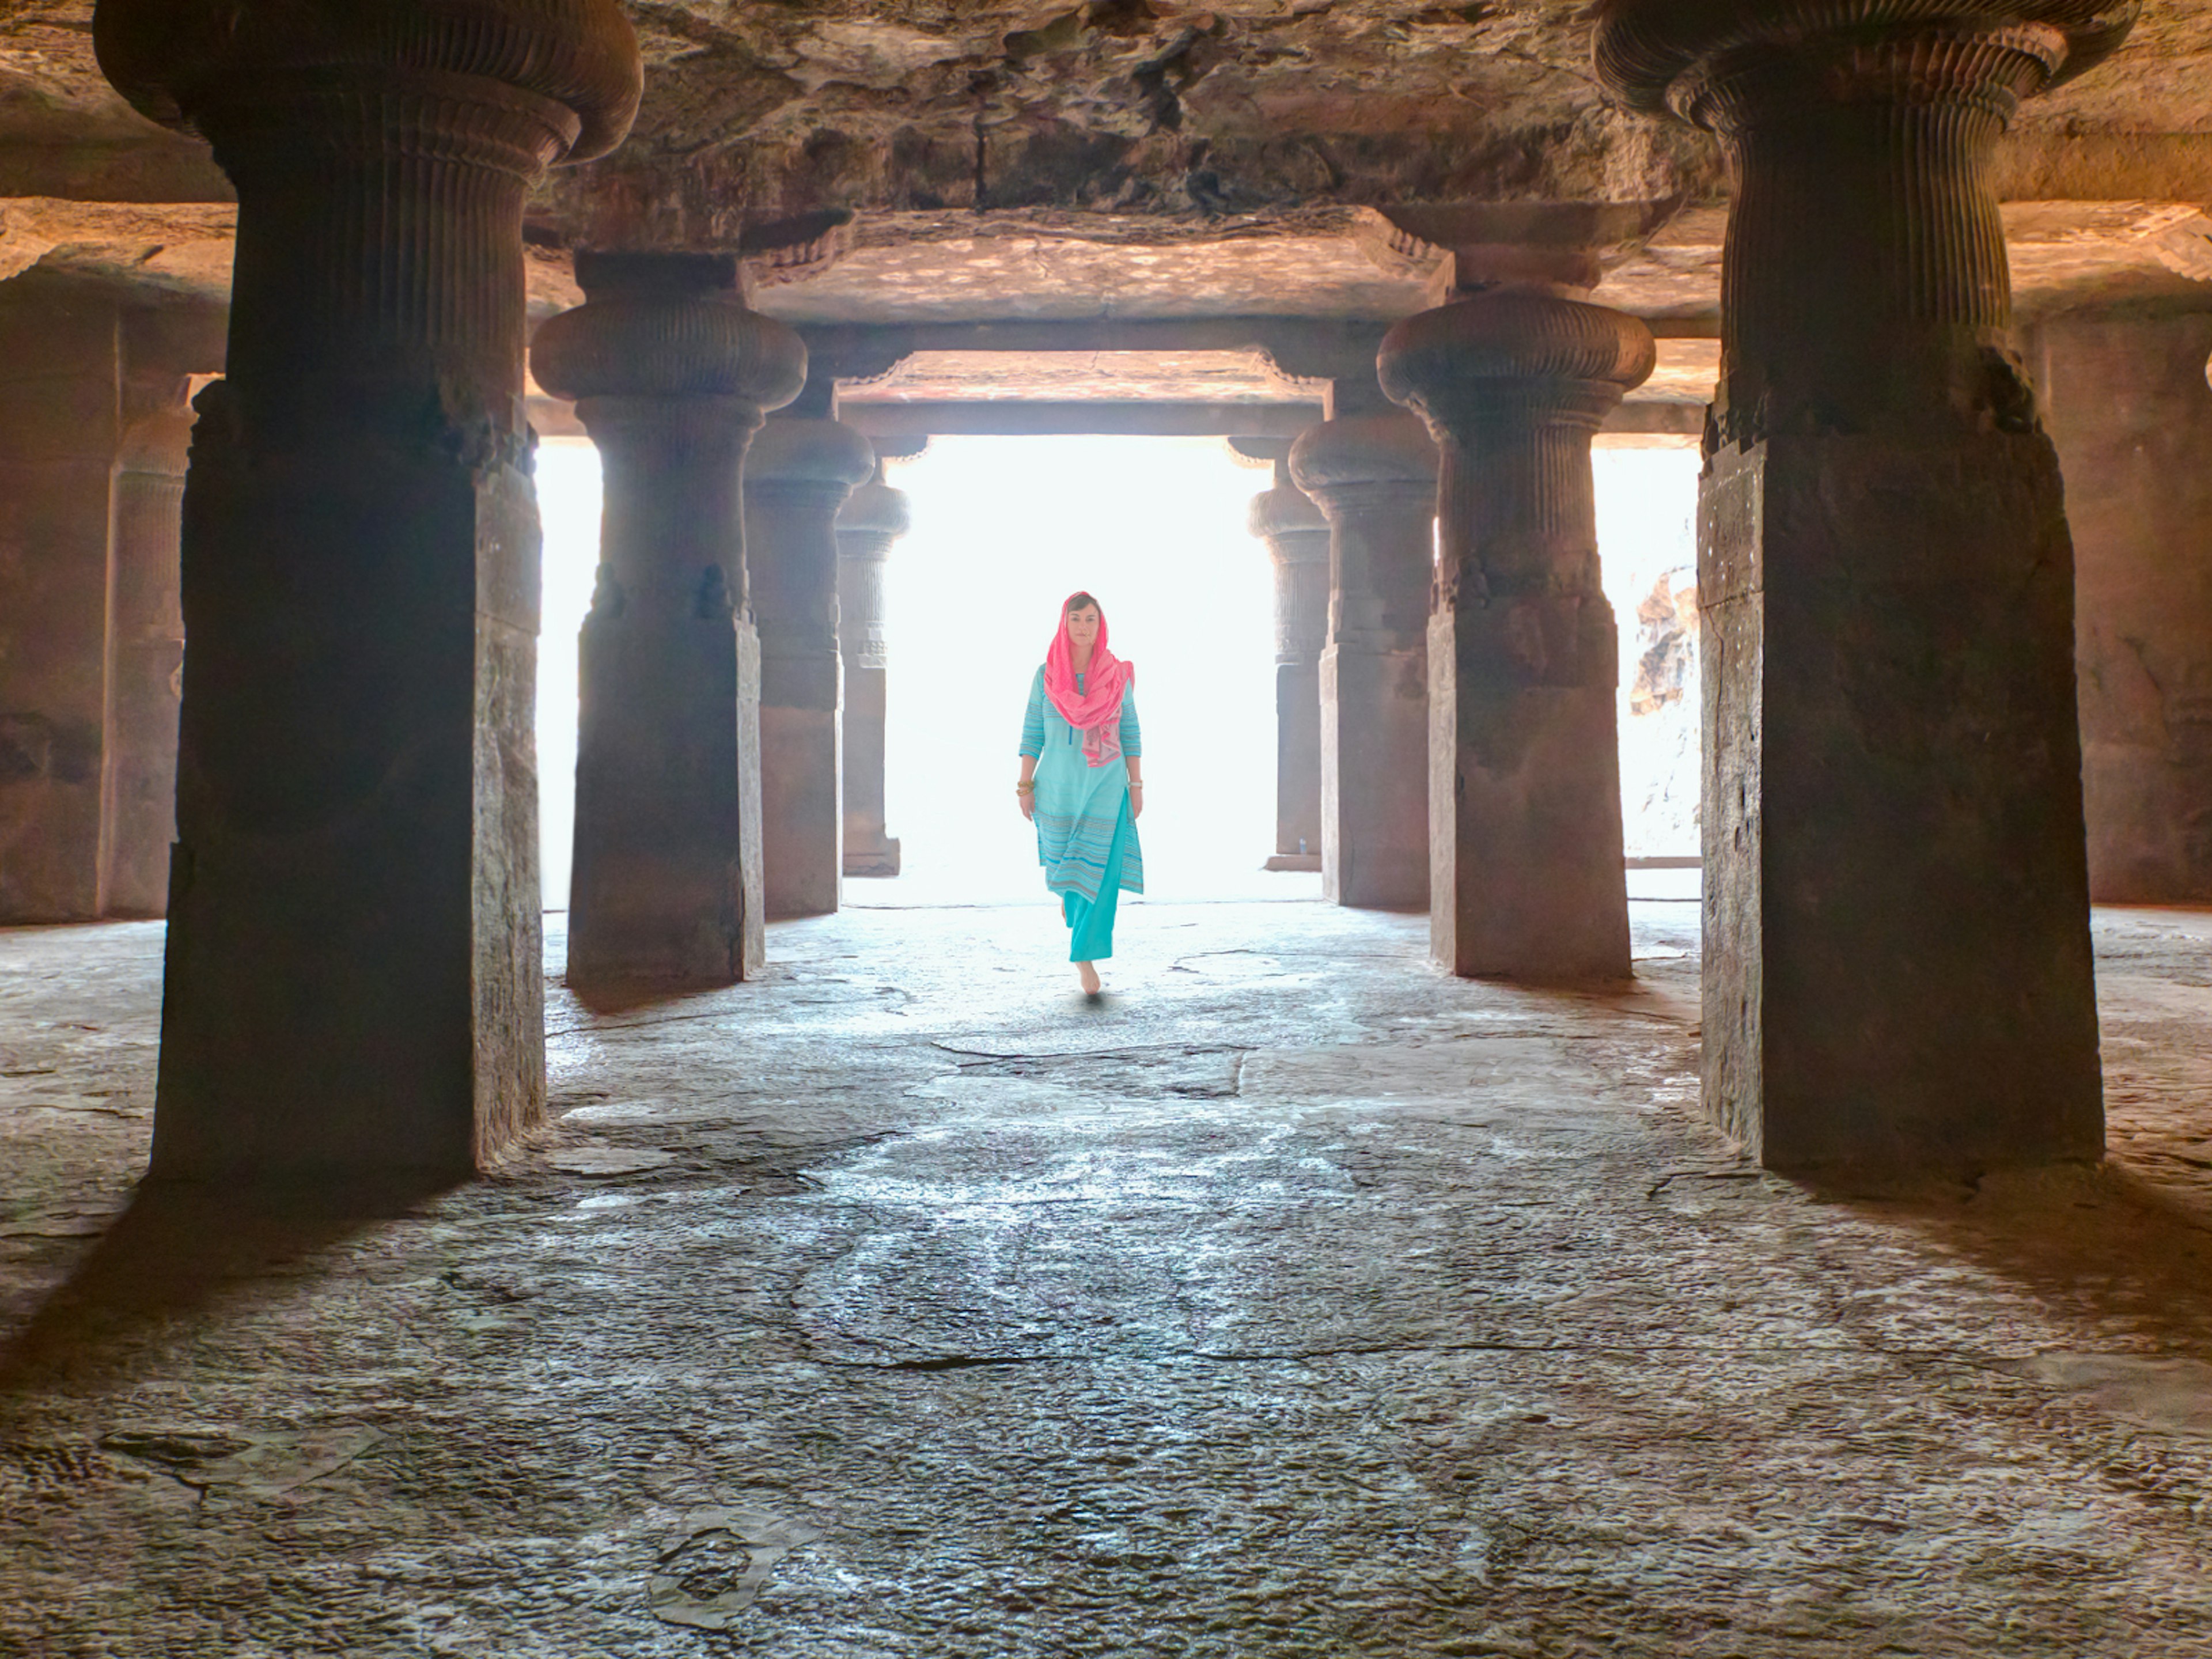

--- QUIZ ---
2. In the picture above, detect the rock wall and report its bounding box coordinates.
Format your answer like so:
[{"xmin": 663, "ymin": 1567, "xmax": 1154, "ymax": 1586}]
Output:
[{"xmin": 0, "ymin": 272, "xmax": 121, "ymax": 921}]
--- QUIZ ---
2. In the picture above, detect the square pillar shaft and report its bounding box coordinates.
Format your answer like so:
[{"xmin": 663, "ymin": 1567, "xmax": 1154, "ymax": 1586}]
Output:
[
  {"xmin": 1250, "ymin": 474, "xmax": 1329, "ymax": 869},
  {"xmin": 1702, "ymin": 433, "xmax": 2102, "ymax": 1167},
  {"xmin": 837, "ymin": 478, "xmax": 909, "ymax": 878}
]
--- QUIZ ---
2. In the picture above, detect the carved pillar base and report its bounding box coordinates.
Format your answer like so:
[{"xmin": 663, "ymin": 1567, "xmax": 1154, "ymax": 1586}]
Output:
[{"xmin": 154, "ymin": 430, "xmax": 548, "ymax": 1177}]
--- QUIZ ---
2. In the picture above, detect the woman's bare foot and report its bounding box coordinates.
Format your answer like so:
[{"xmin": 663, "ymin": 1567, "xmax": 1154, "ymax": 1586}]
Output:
[{"xmin": 1077, "ymin": 960, "xmax": 1102, "ymax": 995}]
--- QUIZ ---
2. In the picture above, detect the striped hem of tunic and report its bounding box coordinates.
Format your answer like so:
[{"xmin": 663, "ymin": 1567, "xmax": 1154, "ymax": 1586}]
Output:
[{"xmin": 1035, "ymin": 806, "xmax": 1145, "ymax": 904}]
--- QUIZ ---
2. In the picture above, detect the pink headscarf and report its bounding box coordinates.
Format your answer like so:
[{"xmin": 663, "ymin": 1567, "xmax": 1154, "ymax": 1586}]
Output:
[{"xmin": 1043, "ymin": 593, "xmax": 1134, "ymax": 768}]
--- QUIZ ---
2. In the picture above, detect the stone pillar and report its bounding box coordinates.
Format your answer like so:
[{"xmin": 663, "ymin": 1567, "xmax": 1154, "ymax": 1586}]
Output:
[
  {"xmin": 836, "ymin": 468, "xmax": 911, "ymax": 879},
  {"xmin": 1290, "ymin": 413, "xmax": 1438, "ymax": 911},
  {"xmin": 1248, "ymin": 462, "xmax": 1329, "ymax": 871},
  {"xmin": 97, "ymin": 392, "xmax": 195, "ymax": 919},
  {"xmin": 94, "ymin": 0, "xmax": 642, "ymax": 1181},
  {"xmin": 1381, "ymin": 292, "xmax": 1656, "ymax": 980},
  {"xmin": 532, "ymin": 252, "xmax": 805, "ymax": 988},
  {"xmin": 745, "ymin": 416, "xmax": 874, "ymax": 918},
  {"xmin": 1596, "ymin": 1, "xmax": 2128, "ymax": 1175}
]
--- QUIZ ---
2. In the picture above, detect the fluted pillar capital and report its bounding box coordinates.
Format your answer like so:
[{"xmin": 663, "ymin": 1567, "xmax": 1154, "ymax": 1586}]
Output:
[
  {"xmin": 1288, "ymin": 413, "xmax": 1438, "ymax": 509},
  {"xmin": 116, "ymin": 402, "xmax": 198, "ymax": 480},
  {"xmin": 95, "ymin": 0, "xmax": 642, "ymax": 163},
  {"xmin": 1594, "ymin": 1, "xmax": 2135, "ymax": 132},
  {"xmin": 94, "ymin": 0, "xmax": 644, "ymax": 444},
  {"xmin": 749, "ymin": 418, "xmax": 878, "ymax": 494},
  {"xmin": 1250, "ymin": 480, "xmax": 1331, "ymax": 669},
  {"xmin": 837, "ymin": 481, "xmax": 914, "ymax": 554},
  {"xmin": 533, "ymin": 252, "xmax": 806, "ymax": 456},
  {"xmin": 1248, "ymin": 481, "xmax": 1328, "ymax": 555},
  {"xmin": 1594, "ymin": 0, "xmax": 2138, "ymax": 441},
  {"xmin": 1380, "ymin": 294, "xmax": 1656, "ymax": 437},
  {"xmin": 748, "ymin": 417, "xmax": 873, "ymax": 675}
]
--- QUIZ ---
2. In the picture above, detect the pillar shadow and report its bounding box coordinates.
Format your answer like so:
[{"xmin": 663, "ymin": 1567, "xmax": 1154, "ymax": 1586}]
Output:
[
  {"xmin": 0, "ymin": 1174, "xmax": 456, "ymax": 1394},
  {"xmin": 1807, "ymin": 1160, "xmax": 2212, "ymax": 1353},
  {"xmin": 559, "ymin": 976, "xmax": 751, "ymax": 1018}
]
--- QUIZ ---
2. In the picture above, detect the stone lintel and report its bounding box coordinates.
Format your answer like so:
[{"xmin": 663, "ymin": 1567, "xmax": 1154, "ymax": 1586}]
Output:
[{"xmin": 839, "ymin": 400, "xmax": 1324, "ymax": 440}]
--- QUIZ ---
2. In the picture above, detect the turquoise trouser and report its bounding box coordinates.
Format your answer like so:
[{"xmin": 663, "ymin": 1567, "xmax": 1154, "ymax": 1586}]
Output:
[{"xmin": 1060, "ymin": 800, "xmax": 1132, "ymax": 962}]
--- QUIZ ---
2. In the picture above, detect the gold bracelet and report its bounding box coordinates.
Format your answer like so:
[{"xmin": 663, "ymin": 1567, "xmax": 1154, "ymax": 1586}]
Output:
[{"xmin": 1015, "ymin": 781, "xmax": 1035, "ymax": 794}]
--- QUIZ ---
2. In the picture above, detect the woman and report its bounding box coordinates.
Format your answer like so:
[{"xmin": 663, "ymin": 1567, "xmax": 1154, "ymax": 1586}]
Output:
[{"xmin": 1017, "ymin": 592, "xmax": 1144, "ymax": 995}]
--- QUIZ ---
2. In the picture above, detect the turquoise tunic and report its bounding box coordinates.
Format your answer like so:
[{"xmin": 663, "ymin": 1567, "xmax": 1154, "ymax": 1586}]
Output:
[{"xmin": 1020, "ymin": 665, "xmax": 1143, "ymax": 958}]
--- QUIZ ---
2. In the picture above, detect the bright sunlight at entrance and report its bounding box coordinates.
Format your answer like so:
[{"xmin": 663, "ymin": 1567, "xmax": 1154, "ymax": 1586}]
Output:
[{"xmin": 533, "ymin": 434, "xmax": 1702, "ymax": 914}]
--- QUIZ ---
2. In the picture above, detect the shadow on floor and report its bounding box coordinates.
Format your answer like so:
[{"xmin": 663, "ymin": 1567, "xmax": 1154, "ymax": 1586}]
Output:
[
  {"xmin": 559, "ymin": 978, "xmax": 747, "ymax": 1018},
  {"xmin": 0, "ymin": 1175, "xmax": 455, "ymax": 1393},
  {"xmin": 1819, "ymin": 1160, "xmax": 2212, "ymax": 1355}
]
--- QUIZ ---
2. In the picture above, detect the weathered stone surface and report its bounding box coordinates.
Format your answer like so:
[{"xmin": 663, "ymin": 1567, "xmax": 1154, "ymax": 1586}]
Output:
[
  {"xmin": 535, "ymin": 252, "xmax": 805, "ymax": 990},
  {"xmin": 1290, "ymin": 412, "xmax": 1436, "ymax": 912},
  {"xmin": 2031, "ymin": 306, "xmax": 2212, "ymax": 904},
  {"xmin": 4, "ymin": 899, "xmax": 2212, "ymax": 1652},
  {"xmin": 94, "ymin": 0, "xmax": 643, "ymax": 1181},
  {"xmin": 746, "ymin": 416, "xmax": 874, "ymax": 921},
  {"xmin": 1382, "ymin": 291, "xmax": 1653, "ymax": 983}
]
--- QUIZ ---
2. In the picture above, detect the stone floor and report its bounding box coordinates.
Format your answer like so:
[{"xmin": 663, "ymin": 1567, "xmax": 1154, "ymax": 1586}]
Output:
[{"xmin": 3, "ymin": 892, "xmax": 2211, "ymax": 1657}]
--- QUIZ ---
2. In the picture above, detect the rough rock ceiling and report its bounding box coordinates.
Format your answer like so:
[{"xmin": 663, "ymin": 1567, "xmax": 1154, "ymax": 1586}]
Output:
[{"xmin": 6, "ymin": 2, "xmax": 2212, "ymax": 326}]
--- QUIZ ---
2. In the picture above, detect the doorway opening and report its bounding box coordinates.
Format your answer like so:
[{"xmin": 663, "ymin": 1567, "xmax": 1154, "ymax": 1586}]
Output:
[{"xmin": 874, "ymin": 434, "xmax": 1282, "ymax": 908}]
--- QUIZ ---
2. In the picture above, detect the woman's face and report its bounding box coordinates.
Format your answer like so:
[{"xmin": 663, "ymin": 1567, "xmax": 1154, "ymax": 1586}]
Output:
[{"xmin": 1065, "ymin": 604, "xmax": 1101, "ymax": 651}]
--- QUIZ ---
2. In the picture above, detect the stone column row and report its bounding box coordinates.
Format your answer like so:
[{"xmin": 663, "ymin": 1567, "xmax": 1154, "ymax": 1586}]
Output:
[
  {"xmin": 747, "ymin": 415, "xmax": 876, "ymax": 919},
  {"xmin": 94, "ymin": 0, "xmax": 643, "ymax": 1182}
]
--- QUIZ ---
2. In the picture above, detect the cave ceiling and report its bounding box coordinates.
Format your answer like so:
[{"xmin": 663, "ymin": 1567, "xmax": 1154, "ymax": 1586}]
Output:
[{"xmin": 5, "ymin": 1, "xmax": 2212, "ymax": 332}]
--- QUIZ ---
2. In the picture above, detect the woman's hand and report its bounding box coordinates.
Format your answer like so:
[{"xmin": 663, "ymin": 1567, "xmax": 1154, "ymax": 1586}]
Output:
[
  {"xmin": 1129, "ymin": 780, "xmax": 1145, "ymax": 820},
  {"xmin": 1018, "ymin": 783, "xmax": 1036, "ymax": 821}
]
